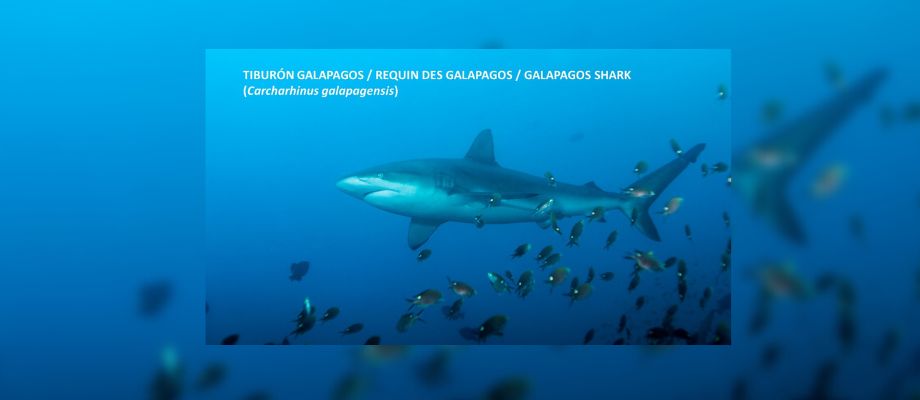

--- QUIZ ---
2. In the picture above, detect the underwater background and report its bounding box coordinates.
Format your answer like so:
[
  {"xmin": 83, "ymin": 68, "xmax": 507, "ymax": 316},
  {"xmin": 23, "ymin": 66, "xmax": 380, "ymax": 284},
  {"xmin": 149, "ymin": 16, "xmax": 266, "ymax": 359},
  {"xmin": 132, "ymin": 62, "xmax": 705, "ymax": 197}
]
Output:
[
  {"xmin": 206, "ymin": 49, "xmax": 731, "ymax": 345},
  {"xmin": 3, "ymin": 0, "xmax": 920, "ymax": 399}
]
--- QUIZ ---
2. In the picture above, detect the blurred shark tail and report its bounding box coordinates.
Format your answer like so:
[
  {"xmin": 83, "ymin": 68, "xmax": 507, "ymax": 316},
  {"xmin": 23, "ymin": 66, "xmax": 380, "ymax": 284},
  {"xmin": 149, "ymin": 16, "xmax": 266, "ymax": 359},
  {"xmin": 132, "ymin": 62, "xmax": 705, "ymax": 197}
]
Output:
[{"xmin": 622, "ymin": 143, "xmax": 705, "ymax": 241}]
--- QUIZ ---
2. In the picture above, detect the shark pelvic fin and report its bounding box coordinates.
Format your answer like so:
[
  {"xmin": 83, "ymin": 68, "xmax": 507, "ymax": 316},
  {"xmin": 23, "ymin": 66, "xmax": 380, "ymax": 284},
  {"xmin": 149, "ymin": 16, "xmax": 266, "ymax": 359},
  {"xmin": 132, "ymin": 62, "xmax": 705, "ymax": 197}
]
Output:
[
  {"xmin": 408, "ymin": 218, "xmax": 444, "ymax": 250},
  {"xmin": 464, "ymin": 129, "xmax": 498, "ymax": 165}
]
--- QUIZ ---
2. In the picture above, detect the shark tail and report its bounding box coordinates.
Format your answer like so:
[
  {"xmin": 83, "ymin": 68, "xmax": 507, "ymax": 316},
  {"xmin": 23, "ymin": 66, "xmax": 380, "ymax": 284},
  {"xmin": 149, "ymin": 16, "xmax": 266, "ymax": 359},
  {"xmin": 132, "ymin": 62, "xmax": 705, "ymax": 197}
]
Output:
[{"xmin": 622, "ymin": 143, "xmax": 705, "ymax": 241}]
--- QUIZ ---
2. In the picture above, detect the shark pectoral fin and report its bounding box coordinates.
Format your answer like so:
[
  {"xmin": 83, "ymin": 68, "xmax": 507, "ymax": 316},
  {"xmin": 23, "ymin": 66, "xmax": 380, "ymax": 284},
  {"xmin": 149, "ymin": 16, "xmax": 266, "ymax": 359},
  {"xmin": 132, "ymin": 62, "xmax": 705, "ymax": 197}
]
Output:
[
  {"xmin": 464, "ymin": 129, "xmax": 499, "ymax": 165},
  {"xmin": 408, "ymin": 218, "xmax": 444, "ymax": 250}
]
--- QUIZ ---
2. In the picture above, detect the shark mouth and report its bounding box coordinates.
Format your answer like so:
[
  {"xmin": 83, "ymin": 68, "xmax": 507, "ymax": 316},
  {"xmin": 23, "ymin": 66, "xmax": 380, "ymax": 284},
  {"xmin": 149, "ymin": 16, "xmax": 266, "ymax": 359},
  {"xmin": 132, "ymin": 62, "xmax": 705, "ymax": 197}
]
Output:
[{"xmin": 363, "ymin": 189, "xmax": 397, "ymax": 198}]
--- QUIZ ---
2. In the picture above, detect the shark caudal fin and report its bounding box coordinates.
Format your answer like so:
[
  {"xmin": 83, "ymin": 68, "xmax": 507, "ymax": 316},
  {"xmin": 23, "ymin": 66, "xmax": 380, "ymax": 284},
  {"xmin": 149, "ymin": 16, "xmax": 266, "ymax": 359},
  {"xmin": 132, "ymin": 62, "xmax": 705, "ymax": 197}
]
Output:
[
  {"xmin": 735, "ymin": 69, "xmax": 886, "ymax": 244},
  {"xmin": 622, "ymin": 143, "xmax": 705, "ymax": 241}
]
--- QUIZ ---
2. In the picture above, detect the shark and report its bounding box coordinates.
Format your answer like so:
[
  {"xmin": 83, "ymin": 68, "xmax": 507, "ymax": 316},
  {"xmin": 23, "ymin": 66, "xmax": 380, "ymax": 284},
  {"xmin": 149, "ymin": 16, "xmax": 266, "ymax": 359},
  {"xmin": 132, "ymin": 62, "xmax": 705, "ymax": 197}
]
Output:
[
  {"xmin": 733, "ymin": 69, "xmax": 887, "ymax": 243},
  {"xmin": 336, "ymin": 130, "xmax": 705, "ymax": 249}
]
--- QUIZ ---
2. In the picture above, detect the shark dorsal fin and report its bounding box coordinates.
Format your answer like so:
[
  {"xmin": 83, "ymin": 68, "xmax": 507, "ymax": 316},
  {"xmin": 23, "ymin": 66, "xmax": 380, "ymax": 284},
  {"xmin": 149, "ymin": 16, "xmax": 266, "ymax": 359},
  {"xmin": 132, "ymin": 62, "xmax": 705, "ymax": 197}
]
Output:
[
  {"xmin": 464, "ymin": 129, "xmax": 498, "ymax": 165},
  {"xmin": 583, "ymin": 181, "xmax": 602, "ymax": 191}
]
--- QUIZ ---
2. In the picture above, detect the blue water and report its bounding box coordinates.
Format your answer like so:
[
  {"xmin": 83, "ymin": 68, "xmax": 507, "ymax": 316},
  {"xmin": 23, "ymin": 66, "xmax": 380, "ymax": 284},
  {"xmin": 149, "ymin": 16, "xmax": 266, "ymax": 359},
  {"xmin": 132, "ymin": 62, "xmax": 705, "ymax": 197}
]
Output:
[
  {"xmin": 4, "ymin": 1, "xmax": 920, "ymax": 399},
  {"xmin": 206, "ymin": 50, "xmax": 731, "ymax": 345}
]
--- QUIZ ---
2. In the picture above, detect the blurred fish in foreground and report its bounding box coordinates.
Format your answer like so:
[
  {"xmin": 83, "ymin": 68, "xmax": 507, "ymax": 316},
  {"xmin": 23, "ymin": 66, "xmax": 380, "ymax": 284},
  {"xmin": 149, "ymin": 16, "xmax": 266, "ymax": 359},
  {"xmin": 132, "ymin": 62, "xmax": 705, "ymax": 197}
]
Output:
[{"xmin": 138, "ymin": 280, "xmax": 172, "ymax": 317}]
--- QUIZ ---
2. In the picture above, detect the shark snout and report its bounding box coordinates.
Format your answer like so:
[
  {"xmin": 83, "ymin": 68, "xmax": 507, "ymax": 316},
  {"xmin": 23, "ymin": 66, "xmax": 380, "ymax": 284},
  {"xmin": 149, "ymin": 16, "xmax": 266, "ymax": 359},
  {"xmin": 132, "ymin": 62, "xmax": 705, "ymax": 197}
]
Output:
[{"xmin": 335, "ymin": 175, "xmax": 367, "ymax": 196}]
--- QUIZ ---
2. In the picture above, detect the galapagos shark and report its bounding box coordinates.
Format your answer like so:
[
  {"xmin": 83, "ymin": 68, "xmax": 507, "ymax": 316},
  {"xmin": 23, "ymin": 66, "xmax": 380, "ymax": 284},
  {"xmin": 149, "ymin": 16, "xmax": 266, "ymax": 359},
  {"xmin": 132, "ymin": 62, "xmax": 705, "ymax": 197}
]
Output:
[
  {"xmin": 733, "ymin": 69, "xmax": 886, "ymax": 243},
  {"xmin": 337, "ymin": 130, "xmax": 705, "ymax": 249}
]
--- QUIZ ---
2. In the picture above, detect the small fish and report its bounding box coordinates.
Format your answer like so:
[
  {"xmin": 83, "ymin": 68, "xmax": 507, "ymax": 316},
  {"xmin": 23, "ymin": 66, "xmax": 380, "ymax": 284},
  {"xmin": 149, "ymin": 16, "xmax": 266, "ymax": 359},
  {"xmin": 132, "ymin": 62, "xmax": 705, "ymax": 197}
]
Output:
[
  {"xmin": 487, "ymin": 193, "xmax": 502, "ymax": 207},
  {"xmin": 586, "ymin": 266, "xmax": 596, "ymax": 284},
  {"xmin": 849, "ymin": 214, "xmax": 865, "ymax": 241},
  {"xmin": 877, "ymin": 329, "xmax": 900, "ymax": 366},
  {"xmin": 195, "ymin": 363, "xmax": 227, "ymax": 392},
  {"xmin": 138, "ymin": 280, "xmax": 172, "ymax": 317},
  {"xmin": 659, "ymin": 197, "xmax": 684, "ymax": 216},
  {"xmin": 726, "ymin": 175, "xmax": 732, "ymax": 187},
  {"xmin": 760, "ymin": 343, "xmax": 781, "ymax": 370},
  {"xmin": 474, "ymin": 215, "xmax": 485, "ymax": 228},
  {"xmin": 761, "ymin": 100, "xmax": 783, "ymax": 124},
  {"xmin": 749, "ymin": 298, "xmax": 771, "ymax": 335},
  {"xmin": 442, "ymin": 298, "xmax": 464, "ymax": 320},
  {"xmin": 628, "ymin": 273, "xmax": 640, "ymax": 292},
  {"xmin": 474, "ymin": 315, "xmax": 508, "ymax": 343},
  {"xmin": 534, "ymin": 198, "xmax": 555, "ymax": 217},
  {"xmin": 626, "ymin": 249, "xmax": 662, "ymax": 272},
  {"xmin": 617, "ymin": 314, "xmax": 627, "ymax": 333},
  {"xmin": 504, "ymin": 270, "xmax": 514, "ymax": 281},
  {"xmin": 824, "ymin": 61, "xmax": 845, "ymax": 90},
  {"xmin": 635, "ymin": 296, "xmax": 646, "ymax": 310},
  {"xmin": 289, "ymin": 261, "xmax": 310, "ymax": 282},
  {"xmin": 677, "ymin": 279, "xmax": 687, "ymax": 302},
  {"xmin": 535, "ymin": 245, "xmax": 554, "ymax": 261},
  {"xmin": 757, "ymin": 262, "xmax": 809, "ymax": 299},
  {"xmin": 364, "ymin": 336, "xmax": 381, "ymax": 345},
  {"xmin": 417, "ymin": 249, "xmax": 432, "ymax": 262},
  {"xmin": 717, "ymin": 84, "xmax": 728, "ymax": 100},
  {"xmin": 633, "ymin": 161, "xmax": 648, "ymax": 175},
  {"xmin": 487, "ymin": 272, "xmax": 512, "ymax": 294},
  {"xmin": 700, "ymin": 287, "xmax": 712, "ymax": 309},
  {"xmin": 721, "ymin": 252, "xmax": 731, "ymax": 272},
  {"xmin": 516, "ymin": 270, "xmax": 535, "ymax": 298},
  {"xmin": 712, "ymin": 322, "xmax": 730, "ymax": 345},
  {"xmin": 604, "ymin": 229, "xmax": 618, "ymax": 250},
  {"xmin": 838, "ymin": 310, "xmax": 855, "ymax": 350},
  {"xmin": 340, "ymin": 323, "xmax": 364, "ymax": 336},
  {"xmin": 711, "ymin": 162, "xmax": 729, "ymax": 173},
  {"xmin": 600, "ymin": 272, "xmax": 614, "ymax": 281},
  {"xmin": 583, "ymin": 328, "xmax": 596, "ymax": 345},
  {"xmin": 700, "ymin": 163, "xmax": 709, "ymax": 177},
  {"xmin": 511, "ymin": 243, "xmax": 532, "ymax": 259},
  {"xmin": 550, "ymin": 213, "xmax": 562, "ymax": 235},
  {"xmin": 588, "ymin": 206, "xmax": 606, "ymax": 223},
  {"xmin": 663, "ymin": 257, "xmax": 677, "ymax": 269},
  {"xmin": 321, "ymin": 307, "xmax": 340, "ymax": 323},
  {"xmin": 565, "ymin": 283, "xmax": 593, "ymax": 305},
  {"xmin": 624, "ymin": 186, "xmax": 655, "ymax": 199},
  {"xmin": 684, "ymin": 224, "xmax": 693, "ymax": 241},
  {"xmin": 879, "ymin": 104, "xmax": 896, "ymax": 129},
  {"xmin": 665, "ymin": 304, "xmax": 679, "ymax": 318},
  {"xmin": 540, "ymin": 253, "xmax": 561, "ymax": 270},
  {"xmin": 646, "ymin": 327, "xmax": 669, "ymax": 343},
  {"xmin": 669, "ymin": 138, "xmax": 683, "ymax": 155},
  {"xmin": 407, "ymin": 289, "xmax": 443, "ymax": 309},
  {"xmin": 290, "ymin": 298, "xmax": 317, "ymax": 336},
  {"xmin": 546, "ymin": 267, "xmax": 570, "ymax": 291},
  {"xmin": 811, "ymin": 163, "xmax": 848, "ymax": 199},
  {"xmin": 221, "ymin": 334, "xmax": 239, "ymax": 345},
  {"xmin": 722, "ymin": 211, "xmax": 731, "ymax": 228},
  {"xmin": 677, "ymin": 259, "xmax": 687, "ymax": 279},
  {"xmin": 397, "ymin": 311, "xmax": 425, "ymax": 333},
  {"xmin": 544, "ymin": 171, "xmax": 556, "ymax": 187},
  {"xmin": 904, "ymin": 102, "xmax": 920, "ymax": 121},
  {"xmin": 566, "ymin": 220, "xmax": 584, "ymax": 247},
  {"xmin": 447, "ymin": 277, "xmax": 476, "ymax": 298}
]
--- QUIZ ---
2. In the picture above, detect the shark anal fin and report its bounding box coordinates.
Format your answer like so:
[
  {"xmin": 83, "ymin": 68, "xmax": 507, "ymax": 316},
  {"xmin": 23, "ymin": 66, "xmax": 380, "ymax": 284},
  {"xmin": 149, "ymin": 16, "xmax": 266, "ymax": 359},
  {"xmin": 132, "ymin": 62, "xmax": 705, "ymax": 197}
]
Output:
[
  {"xmin": 464, "ymin": 129, "xmax": 498, "ymax": 165},
  {"xmin": 408, "ymin": 218, "xmax": 444, "ymax": 250}
]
